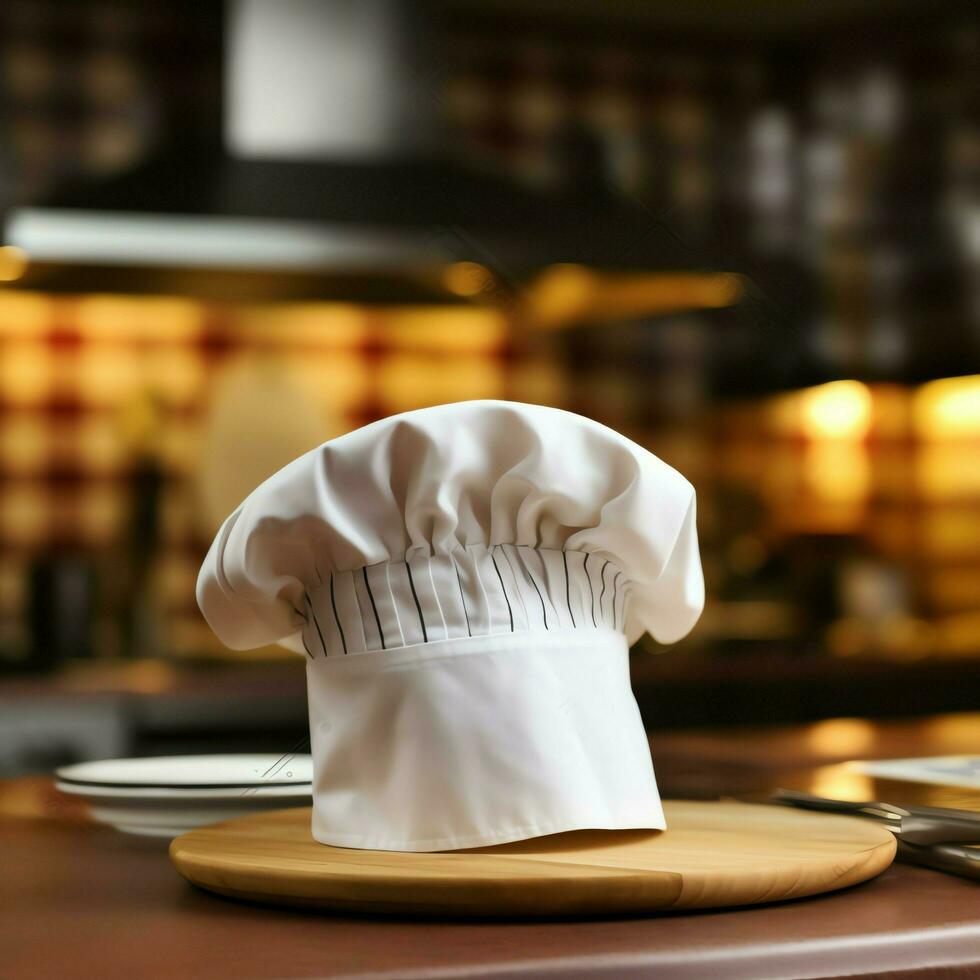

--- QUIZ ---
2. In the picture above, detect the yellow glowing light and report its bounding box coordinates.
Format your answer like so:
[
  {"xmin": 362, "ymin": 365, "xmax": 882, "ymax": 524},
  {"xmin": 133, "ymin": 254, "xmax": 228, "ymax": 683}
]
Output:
[
  {"xmin": 158, "ymin": 557, "xmax": 198, "ymax": 604},
  {"xmin": 443, "ymin": 262, "xmax": 494, "ymax": 298},
  {"xmin": 936, "ymin": 612, "xmax": 980, "ymax": 657},
  {"xmin": 144, "ymin": 347, "xmax": 205, "ymax": 404},
  {"xmin": 159, "ymin": 419, "xmax": 200, "ymax": 473},
  {"xmin": 75, "ymin": 485, "xmax": 123, "ymax": 543},
  {"xmin": 76, "ymin": 295, "xmax": 203, "ymax": 342},
  {"xmin": 800, "ymin": 381, "xmax": 872, "ymax": 440},
  {"xmin": 0, "ymin": 343, "xmax": 51, "ymax": 404},
  {"xmin": 527, "ymin": 264, "xmax": 597, "ymax": 327},
  {"xmin": 0, "ymin": 245, "xmax": 29, "ymax": 282},
  {"xmin": 69, "ymin": 418, "xmax": 125, "ymax": 472},
  {"xmin": 922, "ymin": 714, "xmax": 980, "ymax": 750},
  {"xmin": 926, "ymin": 569, "xmax": 980, "ymax": 612},
  {"xmin": 237, "ymin": 303, "xmax": 368, "ymax": 347},
  {"xmin": 529, "ymin": 268, "xmax": 743, "ymax": 329},
  {"xmin": 922, "ymin": 509, "xmax": 980, "ymax": 558},
  {"xmin": 509, "ymin": 360, "xmax": 568, "ymax": 406},
  {"xmin": 806, "ymin": 764, "xmax": 876, "ymax": 803},
  {"xmin": 121, "ymin": 660, "xmax": 176, "ymax": 695},
  {"xmin": 803, "ymin": 442, "xmax": 871, "ymax": 503},
  {"xmin": 0, "ymin": 558, "xmax": 24, "ymax": 609},
  {"xmin": 915, "ymin": 445, "xmax": 980, "ymax": 500},
  {"xmin": 0, "ymin": 417, "xmax": 49, "ymax": 473},
  {"xmin": 383, "ymin": 308, "xmax": 506, "ymax": 352},
  {"xmin": 805, "ymin": 718, "xmax": 876, "ymax": 758},
  {"xmin": 75, "ymin": 348, "xmax": 138, "ymax": 405},
  {"xmin": 0, "ymin": 486, "xmax": 48, "ymax": 544},
  {"xmin": 914, "ymin": 374, "xmax": 980, "ymax": 439},
  {"xmin": 0, "ymin": 291, "xmax": 50, "ymax": 335},
  {"xmin": 378, "ymin": 354, "xmax": 504, "ymax": 412},
  {"xmin": 292, "ymin": 351, "xmax": 371, "ymax": 413}
]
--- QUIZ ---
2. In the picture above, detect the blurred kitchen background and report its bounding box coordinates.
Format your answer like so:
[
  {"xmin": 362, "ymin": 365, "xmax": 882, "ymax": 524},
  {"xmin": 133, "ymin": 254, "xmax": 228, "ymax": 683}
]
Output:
[{"xmin": 1, "ymin": 0, "xmax": 978, "ymax": 777}]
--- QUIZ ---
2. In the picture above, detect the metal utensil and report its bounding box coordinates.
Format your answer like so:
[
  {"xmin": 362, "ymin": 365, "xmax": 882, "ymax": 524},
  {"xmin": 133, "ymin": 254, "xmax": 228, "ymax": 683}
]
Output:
[{"xmin": 771, "ymin": 788, "xmax": 980, "ymax": 881}]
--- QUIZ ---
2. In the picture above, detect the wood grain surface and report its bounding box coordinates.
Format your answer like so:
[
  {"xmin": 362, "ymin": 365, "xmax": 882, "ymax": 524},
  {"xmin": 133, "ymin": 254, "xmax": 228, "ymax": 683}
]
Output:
[{"xmin": 169, "ymin": 800, "xmax": 896, "ymax": 917}]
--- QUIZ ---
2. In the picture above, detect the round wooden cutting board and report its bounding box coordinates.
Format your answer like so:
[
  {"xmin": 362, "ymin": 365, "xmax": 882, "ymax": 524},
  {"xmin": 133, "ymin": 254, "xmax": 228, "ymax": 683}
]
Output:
[{"xmin": 170, "ymin": 801, "xmax": 895, "ymax": 917}]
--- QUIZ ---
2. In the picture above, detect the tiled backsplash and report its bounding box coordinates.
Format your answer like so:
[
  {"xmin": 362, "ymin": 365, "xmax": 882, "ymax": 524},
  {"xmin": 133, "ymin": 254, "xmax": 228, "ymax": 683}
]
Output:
[
  {"xmin": 0, "ymin": 291, "xmax": 567, "ymax": 659},
  {"xmin": 1, "ymin": 285, "xmax": 977, "ymax": 664}
]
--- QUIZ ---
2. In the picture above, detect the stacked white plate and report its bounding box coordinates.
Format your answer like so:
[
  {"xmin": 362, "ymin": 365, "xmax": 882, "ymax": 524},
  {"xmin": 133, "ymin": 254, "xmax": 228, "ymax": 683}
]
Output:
[{"xmin": 55, "ymin": 754, "xmax": 313, "ymax": 838}]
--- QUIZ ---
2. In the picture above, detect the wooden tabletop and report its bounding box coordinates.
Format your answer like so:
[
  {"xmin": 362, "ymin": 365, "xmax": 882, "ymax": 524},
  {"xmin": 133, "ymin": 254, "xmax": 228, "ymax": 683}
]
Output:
[{"xmin": 3, "ymin": 714, "xmax": 980, "ymax": 980}]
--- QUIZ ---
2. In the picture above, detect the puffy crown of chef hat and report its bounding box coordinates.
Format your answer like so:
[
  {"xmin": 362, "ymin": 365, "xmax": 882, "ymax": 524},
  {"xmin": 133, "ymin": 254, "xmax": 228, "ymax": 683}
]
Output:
[{"xmin": 198, "ymin": 401, "xmax": 703, "ymax": 851}]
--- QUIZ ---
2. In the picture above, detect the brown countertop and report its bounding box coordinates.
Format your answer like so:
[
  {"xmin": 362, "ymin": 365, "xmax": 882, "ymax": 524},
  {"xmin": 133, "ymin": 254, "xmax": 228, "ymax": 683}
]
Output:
[
  {"xmin": 2, "ymin": 797, "xmax": 979, "ymax": 980},
  {"xmin": 3, "ymin": 714, "xmax": 979, "ymax": 980}
]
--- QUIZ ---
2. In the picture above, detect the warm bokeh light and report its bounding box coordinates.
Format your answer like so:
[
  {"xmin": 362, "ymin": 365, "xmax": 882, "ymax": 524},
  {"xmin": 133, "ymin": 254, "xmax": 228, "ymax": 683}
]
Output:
[
  {"xmin": 0, "ymin": 486, "xmax": 48, "ymax": 545},
  {"xmin": 236, "ymin": 302, "xmax": 368, "ymax": 347},
  {"xmin": 803, "ymin": 442, "xmax": 872, "ymax": 503},
  {"xmin": 915, "ymin": 445, "xmax": 980, "ymax": 499},
  {"xmin": 527, "ymin": 267, "xmax": 743, "ymax": 329},
  {"xmin": 0, "ymin": 417, "xmax": 49, "ymax": 473},
  {"xmin": 76, "ymin": 294, "xmax": 203, "ymax": 342},
  {"xmin": 936, "ymin": 612, "xmax": 980, "ymax": 657},
  {"xmin": 925, "ymin": 568, "xmax": 980, "ymax": 613},
  {"xmin": 527, "ymin": 264, "xmax": 596, "ymax": 328},
  {"xmin": 0, "ymin": 245, "xmax": 29, "ymax": 282},
  {"xmin": 0, "ymin": 342, "xmax": 51, "ymax": 404},
  {"xmin": 805, "ymin": 717, "xmax": 876, "ymax": 757},
  {"xmin": 67, "ymin": 418, "xmax": 126, "ymax": 473},
  {"xmin": 158, "ymin": 556, "xmax": 198, "ymax": 606},
  {"xmin": 867, "ymin": 385, "xmax": 910, "ymax": 440},
  {"xmin": 807, "ymin": 764, "xmax": 876, "ymax": 802},
  {"xmin": 292, "ymin": 351, "xmax": 372, "ymax": 415},
  {"xmin": 142, "ymin": 347, "xmax": 206, "ymax": 404},
  {"xmin": 442, "ymin": 261, "xmax": 494, "ymax": 298},
  {"xmin": 378, "ymin": 353, "xmax": 504, "ymax": 412},
  {"xmin": 507, "ymin": 359, "xmax": 567, "ymax": 407},
  {"xmin": 384, "ymin": 308, "xmax": 506, "ymax": 352},
  {"xmin": 800, "ymin": 381, "xmax": 873, "ymax": 440},
  {"xmin": 914, "ymin": 374, "xmax": 980, "ymax": 439},
  {"xmin": 74, "ymin": 485, "xmax": 123, "ymax": 543},
  {"xmin": 922, "ymin": 713, "xmax": 980, "ymax": 748},
  {"xmin": 0, "ymin": 291, "xmax": 50, "ymax": 336},
  {"xmin": 922, "ymin": 508, "xmax": 980, "ymax": 559},
  {"xmin": 75, "ymin": 347, "xmax": 139, "ymax": 404}
]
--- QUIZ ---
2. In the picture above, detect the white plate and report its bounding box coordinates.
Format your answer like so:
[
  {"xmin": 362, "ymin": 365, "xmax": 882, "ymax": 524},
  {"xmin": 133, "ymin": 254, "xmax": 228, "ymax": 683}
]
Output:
[
  {"xmin": 81, "ymin": 795, "xmax": 311, "ymax": 838},
  {"xmin": 56, "ymin": 753, "xmax": 313, "ymax": 789},
  {"xmin": 54, "ymin": 754, "xmax": 314, "ymax": 838},
  {"xmin": 55, "ymin": 780, "xmax": 312, "ymax": 801}
]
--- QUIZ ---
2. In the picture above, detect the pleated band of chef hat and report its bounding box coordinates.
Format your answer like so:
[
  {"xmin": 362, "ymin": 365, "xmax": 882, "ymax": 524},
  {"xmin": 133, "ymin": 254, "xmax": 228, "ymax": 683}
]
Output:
[{"xmin": 197, "ymin": 400, "xmax": 704, "ymax": 851}]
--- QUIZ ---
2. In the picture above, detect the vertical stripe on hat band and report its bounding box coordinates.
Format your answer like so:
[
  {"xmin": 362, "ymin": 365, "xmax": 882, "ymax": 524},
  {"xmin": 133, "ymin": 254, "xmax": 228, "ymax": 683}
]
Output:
[
  {"xmin": 562, "ymin": 550, "xmax": 576, "ymax": 628},
  {"xmin": 473, "ymin": 548, "xmax": 493, "ymax": 634},
  {"xmin": 427, "ymin": 561, "xmax": 449, "ymax": 640},
  {"xmin": 354, "ymin": 573, "xmax": 369, "ymax": 652},
  {"xmin": 300, "ymin": 634, "xmax": 314, "ymax": 659},
  {"xmin": 305, "ymin": 548, "xmax": 628, "ymax": 655},
  {"xmin": 611, "ymin": 571, "xmax": 622, "ymax": 631},
  {"xmin": 362, "ymin": 566, "xmax": 386, "ymax": 650},
  {"xmin": 489, "ymin": 548, "xmax": 515, "ymax": 632},
  {"xmin": 452, "ymin": 555, "xmax": 473, "ymax": 637},
  {"xmin": 306, "ymin": 594, "xmax": 328, "ymax": 657},
  {"xmin": 385, "ymin": 563, "xmax": 406, "ymax": 647},
  {"xmin": 501, "ymin": 546, "xmax": 530, "ymax": 629},
  {"xmin": 405, "ymin": 562, "xmax": 428, "ymax": 643},
  {"xmin": 585, "ymin": 553, "xmax": 597, "ymax": 628},
  {"xmin": 329, "ymin": 574, "xmax": 348, "ymax": 655},
  {"xmin": 519, "ymin": 546, "xmax": 549, "ymax": 629}
]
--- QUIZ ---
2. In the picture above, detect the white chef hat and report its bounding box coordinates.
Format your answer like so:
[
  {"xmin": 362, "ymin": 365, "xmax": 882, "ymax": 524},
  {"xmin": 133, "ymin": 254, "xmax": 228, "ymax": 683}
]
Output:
[{"xmin": 198, "ymin": 400, "xmax": 703, "ymax": 851}]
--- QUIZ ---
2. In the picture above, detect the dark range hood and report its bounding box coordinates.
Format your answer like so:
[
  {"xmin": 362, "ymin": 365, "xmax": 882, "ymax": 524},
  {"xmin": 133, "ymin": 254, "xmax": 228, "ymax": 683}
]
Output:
[
  {"xmin": 7, "ymin": 151, "xmax": 712, "ymax": 274},
  {"xmin": 4, "ymin": 0, "xmax": 726, "ymax": 302}
]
